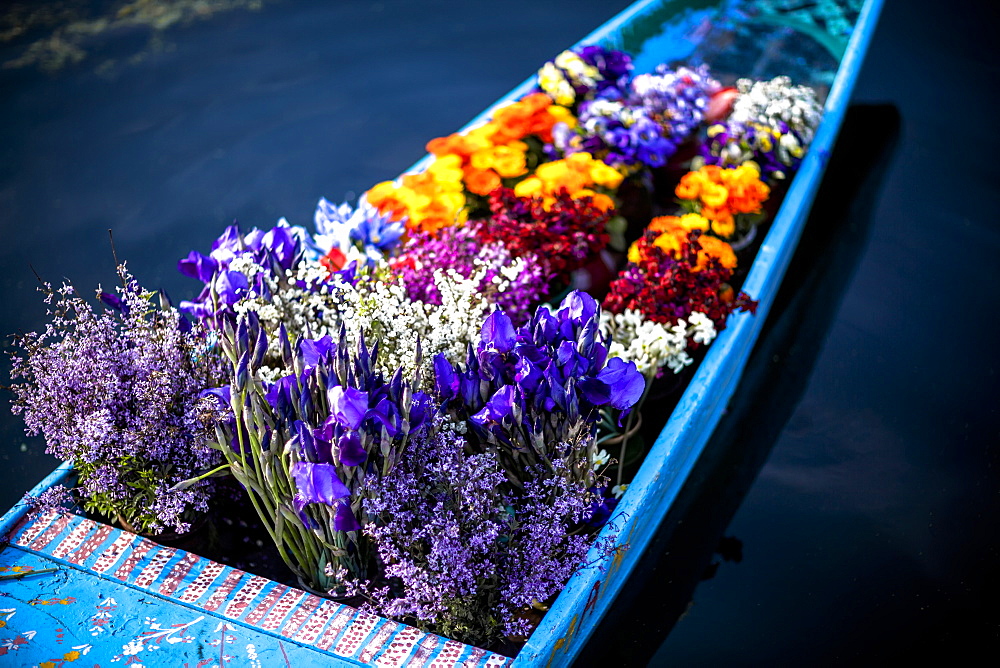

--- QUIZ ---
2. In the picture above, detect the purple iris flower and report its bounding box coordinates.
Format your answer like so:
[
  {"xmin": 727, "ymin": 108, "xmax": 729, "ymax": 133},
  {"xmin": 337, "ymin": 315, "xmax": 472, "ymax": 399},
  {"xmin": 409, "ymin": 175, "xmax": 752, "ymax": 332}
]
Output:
[
  {"xmin": 210, "ymin": 224, "xmax": 243, "ymax": 265},
  {"xmin": 291, "ymin": 461, "xmax": 350, "ymax": 507},
  {"xmin": 298, "ymin": 336, "xmax": 336, "ymax": 371},
  {"xmin": 433, "ymin": 355, "xmax": 459, "ymax": 401},
  {"xmin": 265, "ymin": 374, "xmax": 298, "ymax": 413},
  {"xmin": 480, "ymin": 310, "xmax": 517, "ymax": 354},
  {"xmin": 292, "ymin": 420, "xmax": 320, "ymax": 462},
  {"xmin": 470, "ymin": 385, "xmax": 518, "ymax": 426},
  {"xmin": 327, "ymin": 386, "xmax": 368, "ymax": 430},
  {"xmin": 336, "ymin": 431, "xmax": 367, "ymax": 467},
  {"xmin": 97, "ymin": 290, "xmax": 128, "ymax": 315},
  {"xmin": 531, "ymin": 308, "xmax": 559, "ymax": 346},
  {"xmin": 214, "ymin": 270, "xmax": 250, "ymax": 305},
  {"xmin": 199, "ymin": 386, "xmax": 231, "ymax": 412},
  {"xmin": 334, "ymin": 501, "xmax": 361, "ymax": 532},
  {"xmin": 514, "ymin": 356, "xmax": 544, "ymax": 394},
  {"xmin": 262, "ymin": 226, "xmax": 299, "ymax": 271},
  {"xmin": 243, "ymin": 227, "xmax": 265, "ymax": 252},
  {"xmin": 585, "ymin": 492, "xmax": 619, "ymax": 528},
  {"xmin": 178, "ymin": 251, "xmax": 219, "ymax": 283},
  {"xmin": 579, "ymin": 357, "xmax": 645, "ymax": 421},
  {"xmin": 366, "ymin": 397, "xmax": 400, "ymax": 438},
  {"xmin": 596, "ymin": 357, "xmax": 645, "ymax": 410},
  {"xmin": 559, "ymin": 291, "xmax": 598, "ymax": 328},
  {"xmin": 178, "ymin": 299, "xmax": 214, "ymax": 320},
  {"xmin": 553, "ymin": 340, "xmax": 579, "ymax": 373}
]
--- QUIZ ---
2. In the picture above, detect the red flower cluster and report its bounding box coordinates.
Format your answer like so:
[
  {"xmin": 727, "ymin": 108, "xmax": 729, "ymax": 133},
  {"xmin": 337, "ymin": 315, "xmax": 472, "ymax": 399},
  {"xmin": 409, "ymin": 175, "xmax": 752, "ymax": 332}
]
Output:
[
  {"xmin": 480, "ymin": 188, "xmax": 611, "ymax": 281},
  {"xmin": 603, "ymin": 230, "xmax": 757, "ymax": 331}
]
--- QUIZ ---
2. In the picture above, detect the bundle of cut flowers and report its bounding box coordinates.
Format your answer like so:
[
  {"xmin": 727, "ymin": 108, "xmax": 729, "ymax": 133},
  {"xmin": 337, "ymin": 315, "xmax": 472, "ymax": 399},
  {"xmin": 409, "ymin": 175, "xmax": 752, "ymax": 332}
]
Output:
[{"xmin": 7, "ymin": 43, "xmax": 823, "ymax": 651}]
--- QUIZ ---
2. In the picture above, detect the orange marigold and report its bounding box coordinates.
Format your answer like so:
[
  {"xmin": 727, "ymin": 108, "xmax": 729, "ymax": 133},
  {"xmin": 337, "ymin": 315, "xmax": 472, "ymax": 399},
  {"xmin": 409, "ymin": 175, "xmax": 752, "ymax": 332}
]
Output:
[
  {"xmin": 464, "ymin": 167, "xmax": 502, "ymax": 196},
  {"xmin": 696, "ymin": 235, "xmax": 737, "ymax": 270}
]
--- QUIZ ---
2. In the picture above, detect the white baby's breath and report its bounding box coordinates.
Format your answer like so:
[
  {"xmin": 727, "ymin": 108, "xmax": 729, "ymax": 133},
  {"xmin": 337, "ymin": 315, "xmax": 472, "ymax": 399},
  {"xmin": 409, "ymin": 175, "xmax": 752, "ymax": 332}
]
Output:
[{"xmin": 600, "ymin": 308, "xmax": 717, "ymax": 376}]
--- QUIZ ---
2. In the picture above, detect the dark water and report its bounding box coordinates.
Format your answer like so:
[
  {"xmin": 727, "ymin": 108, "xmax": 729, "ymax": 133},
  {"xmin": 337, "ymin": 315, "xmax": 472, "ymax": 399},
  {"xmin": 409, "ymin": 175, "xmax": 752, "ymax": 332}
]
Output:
[{"xmin": 2, "ymin": 0, "xmax": 998, "ymax": 664}]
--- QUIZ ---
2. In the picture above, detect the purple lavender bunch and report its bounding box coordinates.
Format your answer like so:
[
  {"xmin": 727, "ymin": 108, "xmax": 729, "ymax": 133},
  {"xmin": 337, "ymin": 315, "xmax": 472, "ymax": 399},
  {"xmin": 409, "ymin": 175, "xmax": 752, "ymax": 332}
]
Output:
[
  {"xmin": 210, "ymin": 311, "xmax": 429, "ymax": 593},
  {"xmin": 392, "ymin": 222, "xmax": 550, "ymax": 325},
  {"xmin": 362, "ymin": 417, "xmax": 609, "ymax": 646},
  {"xmin": 495, "ymin": 459, "xmax": 597, "ymax": 640},
  {"xmin": 362, "ymin": 418, "xmax": 509, "ymax": 641},
  {"xmin": 8, "ymin": 265, "xmax": 225, "ymax": 535}
]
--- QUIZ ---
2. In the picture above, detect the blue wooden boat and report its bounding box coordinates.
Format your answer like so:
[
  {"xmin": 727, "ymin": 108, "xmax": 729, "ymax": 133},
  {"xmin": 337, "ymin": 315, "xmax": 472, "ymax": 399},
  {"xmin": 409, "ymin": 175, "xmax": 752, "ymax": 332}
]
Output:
[{"xmin": 0, "ymin": 0, "xmax": 883, "ymax": 665}]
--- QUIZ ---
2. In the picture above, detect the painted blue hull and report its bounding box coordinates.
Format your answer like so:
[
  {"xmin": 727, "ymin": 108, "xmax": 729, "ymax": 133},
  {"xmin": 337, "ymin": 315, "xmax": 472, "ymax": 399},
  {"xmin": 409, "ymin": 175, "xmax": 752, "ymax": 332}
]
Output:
[{"xmin": 0, "ymin": 1, "xmax": 883, "ymax": 665}]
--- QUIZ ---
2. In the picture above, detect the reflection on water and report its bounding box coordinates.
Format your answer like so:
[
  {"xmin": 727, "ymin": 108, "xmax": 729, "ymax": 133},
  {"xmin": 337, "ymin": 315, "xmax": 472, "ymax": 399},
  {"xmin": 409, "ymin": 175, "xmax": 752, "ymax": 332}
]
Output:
[{"xmin": 1, "ymin": 0, "xmax": 265, "ymax": 73}]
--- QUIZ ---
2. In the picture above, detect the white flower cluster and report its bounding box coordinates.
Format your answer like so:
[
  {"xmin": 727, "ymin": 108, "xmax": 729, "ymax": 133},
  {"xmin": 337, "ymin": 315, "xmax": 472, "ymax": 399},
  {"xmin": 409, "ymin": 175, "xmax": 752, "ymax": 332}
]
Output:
[
  {"xmin": 600, "ymin": 309, "xmax": 716, "ymax": 376},
  {"xmin": 582, "ymin": 98, "xmax": 640, "ymax": 130},
  {"xmin": 233, "ymin": 258, "xmax": 489, "ymax": 386},
  {"xmin": 731, "ymin": 75, "xmax": 823, "ymax": 145}
]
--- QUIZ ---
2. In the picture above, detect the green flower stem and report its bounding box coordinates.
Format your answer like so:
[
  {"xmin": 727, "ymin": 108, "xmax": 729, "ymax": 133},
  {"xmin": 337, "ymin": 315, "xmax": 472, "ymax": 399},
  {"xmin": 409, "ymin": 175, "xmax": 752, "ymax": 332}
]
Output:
[{"xmin": 616, "ymin": 370, "xmax": 655, "ymax": 487}]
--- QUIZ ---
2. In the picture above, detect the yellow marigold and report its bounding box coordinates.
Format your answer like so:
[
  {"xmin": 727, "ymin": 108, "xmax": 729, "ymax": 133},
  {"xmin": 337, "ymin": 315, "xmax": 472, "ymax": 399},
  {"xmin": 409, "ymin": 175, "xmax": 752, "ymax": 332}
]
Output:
[
  {"xmin": 534, "ymin": 160, "xmax": 570, "ymax": 184},
  {"xmin": 588, "ymin": 160, "xmax": 625, "ymax": 190},
  {"xmin": 514, "ymin": 176, "xmax": 544, "ymax": 198},
  {"xmin": 491, "ymin": 95, "xmax": 555, "ymax": 143},
  {"xmin": 678, "ymin": 213, "xmax": 711, "ymax": 231},
  {"xmin": 653, "ymin": 231, "xmax": 683, "ymax": 255},
  {"xmin": 426, "ymin": 130, "xmax": 492, "ymax": 160},
  {"xmin": 366, "ymin": 181, "xmax": 410, "ymax": 221},
  {"xmin": 648, "ymin": 215, "xmax": 682, "ymax": 234},
  {"xmin": 469, "ymin": 147, "xmax": 495, "ymax": 171},
  {"xmin": 410, "ymin": 199, "xmax": 460, "ymax": 234},
  {"xmin": 676, "ymin": 172, "xmax": 703, "ymax": 200},
  {"xmin": 491, "ymin": 144, "xmax": 528, "ymax": 178},
  {"xmin": 709, "ymin": 213, "xmax": 735, "ymax": 238},
  {"xmin": 701, "ymin": 165, "xmax": 724, "ymax": 181},
  {"xmin": 540, "ymin": 166, "xmax": 587, "ymax": 194},
  {"xmin": 548, "ymin": 104, "xmax": 577, "ymax": 128},
  {"xmin": 426, "ymin": 155, "xmax": 464, "ymax": 185},
  {"xmin": 437, "ymin": 191, "xmax": 466, "ymax": 214},
  {"xmin": 571, "ymin": 188, "xmax": 614, "ymax": 211},
  {"xmin": 700, "ymin": 182, "xmax": 729, "ymax": 209},
  {"xmin": 565, "ymin": 152, "xmax": 595, "ymax": 170},
  {"xmin": 588, "ymin": 192, "xmax": 616, "ymax": 212},
  {"xmin": 627, "ymin": 240, "xmax": 643, "ymax": 264},
  {"xmin": 401, "ymin": 171, "xmax": 435, "ymax": 194}
]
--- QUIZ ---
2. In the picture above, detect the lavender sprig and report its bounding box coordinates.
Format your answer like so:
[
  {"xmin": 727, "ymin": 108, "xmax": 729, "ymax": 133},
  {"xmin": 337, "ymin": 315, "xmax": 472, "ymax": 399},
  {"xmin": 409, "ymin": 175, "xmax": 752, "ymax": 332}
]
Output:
[{"xmin": 8, "ymin": 264, "xmax": 225, "ymax": 535}]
